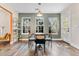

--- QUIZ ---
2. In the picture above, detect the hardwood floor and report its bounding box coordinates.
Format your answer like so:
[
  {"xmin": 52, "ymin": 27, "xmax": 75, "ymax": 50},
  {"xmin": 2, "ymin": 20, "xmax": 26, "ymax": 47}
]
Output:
[{"xmin": 0, "ymin": 41, "xmax": 79, "ymax": 56}]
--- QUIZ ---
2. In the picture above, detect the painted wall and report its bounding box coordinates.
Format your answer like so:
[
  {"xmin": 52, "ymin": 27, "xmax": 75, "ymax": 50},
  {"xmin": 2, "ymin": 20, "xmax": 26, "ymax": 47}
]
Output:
[
  {"xmin": 18, "ymin": 13, "xmax": 61, "ymax": 39},
  {"xmin": 61, "ymin": 3, "xmax": 79, "ymax": 49}
]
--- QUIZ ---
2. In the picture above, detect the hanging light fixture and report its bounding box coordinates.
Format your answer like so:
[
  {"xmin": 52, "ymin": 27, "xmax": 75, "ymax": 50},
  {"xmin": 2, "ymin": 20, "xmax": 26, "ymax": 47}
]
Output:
[
  {"xmin": 37, "ymin": 10, "xmax": 43, "ymax": 16},
  {"xmin": 36, "ymin": 3, "xmax": 43, "ymax": 16}
]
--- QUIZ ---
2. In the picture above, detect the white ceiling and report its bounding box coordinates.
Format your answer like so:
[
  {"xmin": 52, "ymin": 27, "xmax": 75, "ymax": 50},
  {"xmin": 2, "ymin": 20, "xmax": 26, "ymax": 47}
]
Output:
[{"xmin": 6, "ymin": 3, "xmax": 71, "ymax": 13}]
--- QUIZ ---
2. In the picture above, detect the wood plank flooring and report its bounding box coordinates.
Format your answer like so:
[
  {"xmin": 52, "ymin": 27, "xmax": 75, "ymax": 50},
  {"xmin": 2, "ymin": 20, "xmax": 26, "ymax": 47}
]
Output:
[{"xmin": 0, "ymin": 41, "xmax": 79, "ymax": 56}]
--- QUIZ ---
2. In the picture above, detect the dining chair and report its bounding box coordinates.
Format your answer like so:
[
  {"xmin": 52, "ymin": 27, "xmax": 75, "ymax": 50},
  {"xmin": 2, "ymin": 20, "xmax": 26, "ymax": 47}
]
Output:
[
  {"xmin": 28, "ymin": 34, "xmax": 35, "ymax": 49},
  {"xmin": 45, "ymin": 34, "xmax": 52, "ymax": 48},
  {"xmin": 34, "ymin": 35, "xmax": 45, "ymax": 55}
]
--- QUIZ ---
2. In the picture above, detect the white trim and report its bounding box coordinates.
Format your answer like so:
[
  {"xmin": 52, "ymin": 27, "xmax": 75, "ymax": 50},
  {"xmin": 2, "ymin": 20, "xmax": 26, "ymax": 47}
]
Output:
[{"xmin": 35, "ymin": 33, "xmax": 45, "ymax": 34}]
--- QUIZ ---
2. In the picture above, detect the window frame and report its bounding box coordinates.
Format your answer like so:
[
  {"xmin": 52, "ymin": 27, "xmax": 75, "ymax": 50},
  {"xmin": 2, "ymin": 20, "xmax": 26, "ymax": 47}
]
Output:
[
  {"xmin": 21, "ymin": 17, "xmax": 31, "ymax": 35},
  {"xmin": 35, "ymin": 17, "xmax": 44, "ymax": 34}
]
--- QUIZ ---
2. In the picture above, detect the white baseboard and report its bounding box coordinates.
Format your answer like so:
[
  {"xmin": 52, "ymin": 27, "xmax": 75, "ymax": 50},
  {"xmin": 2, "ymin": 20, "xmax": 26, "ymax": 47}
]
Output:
[
  {"xmin": 52, "ymin": 38, "xmax": 63, "ymax": 40},
  {"xmin": 63, "ymin": 40, "xmax": 79, "ymax": 49},
  {"xmin": 70, "ymin": 43, "xmax": 79, "ymax": 49}
]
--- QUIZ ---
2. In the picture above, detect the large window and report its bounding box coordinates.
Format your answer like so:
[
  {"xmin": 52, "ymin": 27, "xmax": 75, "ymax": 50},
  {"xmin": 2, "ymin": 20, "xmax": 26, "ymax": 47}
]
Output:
[
  {"xmin": 35, "ymin": 17, "xmax": 44, "ymax": 33},
  {"xmin": 21, "ymin": 17, "xmax": 31, "ymax": 34}
]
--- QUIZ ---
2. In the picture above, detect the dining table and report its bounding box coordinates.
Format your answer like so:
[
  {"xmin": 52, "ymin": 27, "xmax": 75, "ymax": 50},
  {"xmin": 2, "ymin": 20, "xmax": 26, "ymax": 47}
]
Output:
[{"xmin": 28, "ymin": 34, "xmax": 52, "ymax": 49}]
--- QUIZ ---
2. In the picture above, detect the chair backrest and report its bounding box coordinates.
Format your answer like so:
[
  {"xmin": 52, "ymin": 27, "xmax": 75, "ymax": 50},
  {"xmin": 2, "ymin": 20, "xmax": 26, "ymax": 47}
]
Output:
[
  {"xmin": 35, "ymin": 39, "xmax": 45, "ymax": 44},
  {"xmin": 29, "ymin": 34, "xmax": 35, "ymax": 38},
  {"xmin": 45, "ymin": 34, "xmax": 49, "ymax": 38},
  {"xmin": 45, "ymin": 34, "xmax": 52, "ymax": 38}
]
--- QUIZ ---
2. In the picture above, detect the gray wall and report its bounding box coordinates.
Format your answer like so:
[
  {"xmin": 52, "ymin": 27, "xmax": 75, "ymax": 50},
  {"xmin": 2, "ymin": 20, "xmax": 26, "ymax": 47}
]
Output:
[{"xmin": 18, "ymin": 13, "xmax": 61, "ymax": 39}]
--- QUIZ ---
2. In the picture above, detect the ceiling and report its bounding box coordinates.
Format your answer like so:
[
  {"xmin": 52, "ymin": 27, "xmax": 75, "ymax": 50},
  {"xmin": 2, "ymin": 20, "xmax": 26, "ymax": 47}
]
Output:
[{"xmin": 6, "ymin": 3, "xmax": 71, "ymax": 13}]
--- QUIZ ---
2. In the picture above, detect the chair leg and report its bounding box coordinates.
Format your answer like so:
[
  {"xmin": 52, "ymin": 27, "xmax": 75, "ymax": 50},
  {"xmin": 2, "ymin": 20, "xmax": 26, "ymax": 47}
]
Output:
[
  {"xmin": 28, "ymin": 41, "xmax": 29, "ymax": 48},
  {"xmin": 51, "ymin": 40, "xmax": 52, "ymax": 48},
  {"xmin": 28, "ymin": 41, "xmax": 31, "ymax": 49},
  {"xmin": 44, "ymin": 44, "xmax": 45, "ymax": 53},
  {"xmin": 34, "ymin": 44, "xmax": 37, "ymax": 55}
]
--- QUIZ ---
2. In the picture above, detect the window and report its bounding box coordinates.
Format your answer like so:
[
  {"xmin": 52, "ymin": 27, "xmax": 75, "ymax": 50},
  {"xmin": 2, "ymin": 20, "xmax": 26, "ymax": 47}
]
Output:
[
  {"xmin": 21, "ymin": 17, "xmax": 31, "ymax": 34},
  {"xmin": 36, "ymin": 17, "xmax": 44, "ymax": 33}
]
